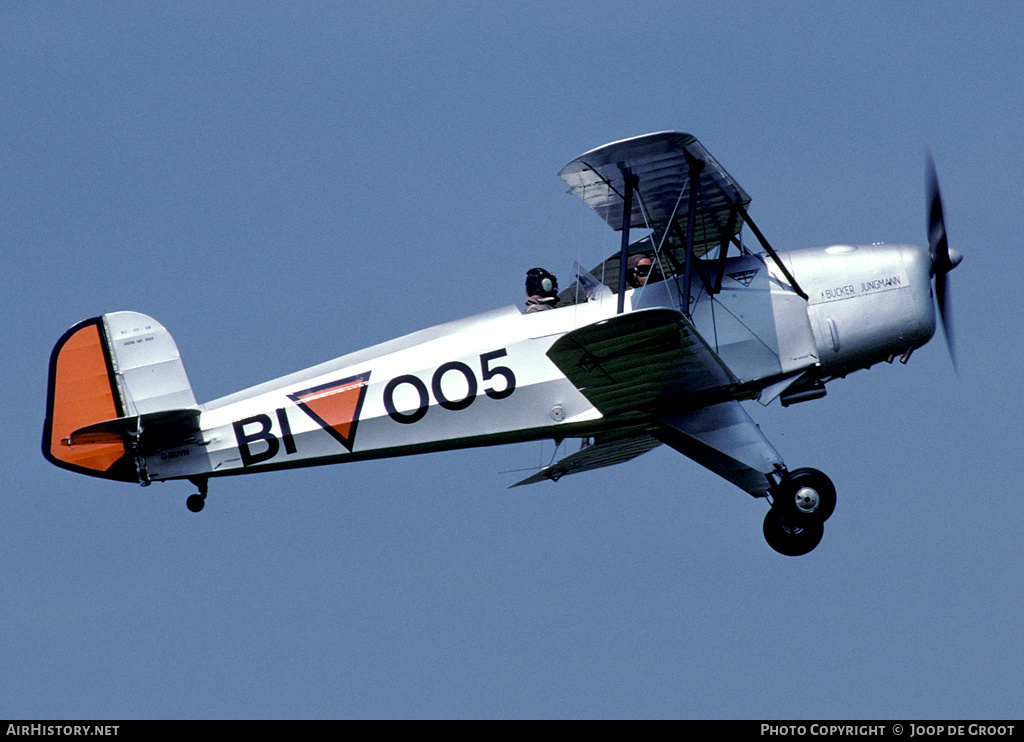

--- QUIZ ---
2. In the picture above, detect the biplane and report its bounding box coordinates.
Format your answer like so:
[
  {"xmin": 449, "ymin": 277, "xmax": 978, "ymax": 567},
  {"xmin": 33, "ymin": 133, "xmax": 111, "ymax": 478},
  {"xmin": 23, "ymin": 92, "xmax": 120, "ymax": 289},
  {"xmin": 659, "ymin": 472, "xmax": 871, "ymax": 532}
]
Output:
[{"xmin": 43, "ymin": 132, "xmax": 959, "ymax": 555}]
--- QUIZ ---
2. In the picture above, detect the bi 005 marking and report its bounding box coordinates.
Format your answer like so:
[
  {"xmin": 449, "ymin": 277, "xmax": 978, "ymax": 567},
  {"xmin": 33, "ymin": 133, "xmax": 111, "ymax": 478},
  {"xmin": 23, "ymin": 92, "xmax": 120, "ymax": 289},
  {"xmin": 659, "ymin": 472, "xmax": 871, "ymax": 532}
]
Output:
[{"xmin": 232, "ymin": 349, "xmax": 516, "ymax": 466}]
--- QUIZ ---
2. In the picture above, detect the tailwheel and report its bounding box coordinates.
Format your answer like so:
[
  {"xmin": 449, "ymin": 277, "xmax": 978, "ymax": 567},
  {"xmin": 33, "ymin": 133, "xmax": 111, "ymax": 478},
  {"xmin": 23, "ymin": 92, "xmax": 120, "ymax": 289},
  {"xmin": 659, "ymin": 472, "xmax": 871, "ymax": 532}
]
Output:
[
  {"xmin": 763, "ymin": 509, "xmax": 823, "ymax": 557},
  {"xmin": 186, "ymin": 477, "xmax": 208, "ymax": 513}
]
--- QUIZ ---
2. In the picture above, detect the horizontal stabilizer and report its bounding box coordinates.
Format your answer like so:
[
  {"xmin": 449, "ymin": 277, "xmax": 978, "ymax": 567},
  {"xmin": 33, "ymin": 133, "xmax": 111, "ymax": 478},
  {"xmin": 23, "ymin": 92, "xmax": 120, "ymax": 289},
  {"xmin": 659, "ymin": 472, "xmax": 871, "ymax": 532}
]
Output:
[
  {"xmin": 511, "ymin": 434, "xmax": 662, "ymax": 487},
  {"xmin": 65, "ymin": 408, "xmax": 202, "ymax": 449}
]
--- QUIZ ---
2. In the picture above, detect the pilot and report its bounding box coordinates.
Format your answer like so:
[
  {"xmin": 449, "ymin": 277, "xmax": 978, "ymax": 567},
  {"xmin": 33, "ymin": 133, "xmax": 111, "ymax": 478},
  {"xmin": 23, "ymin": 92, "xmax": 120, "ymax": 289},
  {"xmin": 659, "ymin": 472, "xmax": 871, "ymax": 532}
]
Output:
[
  {"xmin": 525, "ymin": 267, "xmax": 559, "ymax": 313},
  {"xmin": 626, "ymin": 254, "xmax": 654, "ymax": 288}
]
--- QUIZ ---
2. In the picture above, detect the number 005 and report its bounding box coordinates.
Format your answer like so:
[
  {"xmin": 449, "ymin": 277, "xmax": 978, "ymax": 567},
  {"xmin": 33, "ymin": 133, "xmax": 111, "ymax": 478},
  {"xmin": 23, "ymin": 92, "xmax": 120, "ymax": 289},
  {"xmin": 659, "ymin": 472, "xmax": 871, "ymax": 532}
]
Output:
[{"xmin": 384, "ymin": 349, "xmax": 516, "ymax": 424}]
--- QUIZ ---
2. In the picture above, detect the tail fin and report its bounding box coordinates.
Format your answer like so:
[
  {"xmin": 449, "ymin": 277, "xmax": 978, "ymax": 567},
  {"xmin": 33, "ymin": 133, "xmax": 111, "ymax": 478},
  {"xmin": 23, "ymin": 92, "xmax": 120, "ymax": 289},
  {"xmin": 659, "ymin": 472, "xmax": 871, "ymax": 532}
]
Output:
[{"xmin": 43, "ymin": 312, "xmax": 197, "ymax": 482}]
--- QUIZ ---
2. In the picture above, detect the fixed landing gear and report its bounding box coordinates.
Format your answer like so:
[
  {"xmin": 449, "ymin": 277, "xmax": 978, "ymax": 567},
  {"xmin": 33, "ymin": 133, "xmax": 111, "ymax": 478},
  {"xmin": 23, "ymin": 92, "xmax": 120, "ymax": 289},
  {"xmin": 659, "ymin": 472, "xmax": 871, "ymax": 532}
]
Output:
[
  {"xmin": 774, "ymin": 468, "xmax": 836, "ymax": 526},
  {"xmin": 764, "ymin": 468, "xmax": 835, "ymax": 556},
  {"xmin": 186, "ymin": 477, "xmax": 208, "ymax": 513},
  {"xmin": 763, "ymin": 510, "xmax": 823, "ymax": 556}
]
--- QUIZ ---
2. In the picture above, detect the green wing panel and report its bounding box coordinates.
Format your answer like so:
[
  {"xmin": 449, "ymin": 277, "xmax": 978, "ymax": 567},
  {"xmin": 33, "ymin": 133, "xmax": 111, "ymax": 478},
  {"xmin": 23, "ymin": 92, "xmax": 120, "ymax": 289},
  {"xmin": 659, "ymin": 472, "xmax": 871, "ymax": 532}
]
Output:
[{"xmin": 546, "ymin": 308, "xmax": 737, "ymax": 418}]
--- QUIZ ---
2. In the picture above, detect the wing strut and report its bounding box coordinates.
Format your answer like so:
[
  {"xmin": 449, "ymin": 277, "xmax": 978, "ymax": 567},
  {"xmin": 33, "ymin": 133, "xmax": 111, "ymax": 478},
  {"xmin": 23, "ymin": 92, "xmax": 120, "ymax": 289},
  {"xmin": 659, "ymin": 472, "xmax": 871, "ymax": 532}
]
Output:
[
  {"xmin": 711, "ymin": 206, "xmax": 739, "ymax": 294},
  {"xmin": 679, "ymin": 153, "xmax": 705, "ymax": 316},
  {"xmin": 734, "ymin": 203, "xmax": 809, "ymax": 300},
  {"xmin": 617, "ymin": 174, "xmax": 638, "ymax": 314}
]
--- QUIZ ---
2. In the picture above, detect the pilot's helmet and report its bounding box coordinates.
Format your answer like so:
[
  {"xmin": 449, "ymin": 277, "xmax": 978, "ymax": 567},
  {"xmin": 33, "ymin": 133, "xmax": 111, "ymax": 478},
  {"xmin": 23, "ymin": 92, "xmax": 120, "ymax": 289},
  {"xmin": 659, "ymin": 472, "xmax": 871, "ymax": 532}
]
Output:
[
  {"xmin": 626, "ymin": 254, "xmax": 653, "ymax": 287},
  {"xmin": 526, "ymin": 267, "xmax": 558, "ymax": 298}
]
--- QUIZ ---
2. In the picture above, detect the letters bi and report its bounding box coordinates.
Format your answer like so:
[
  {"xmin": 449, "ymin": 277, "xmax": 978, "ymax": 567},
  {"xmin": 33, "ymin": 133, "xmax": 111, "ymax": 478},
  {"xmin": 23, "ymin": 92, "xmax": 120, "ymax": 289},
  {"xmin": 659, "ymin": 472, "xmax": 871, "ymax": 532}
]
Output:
[{"xmin": 233, "ymin": 409, "xmax": 296, "ymax": 467}]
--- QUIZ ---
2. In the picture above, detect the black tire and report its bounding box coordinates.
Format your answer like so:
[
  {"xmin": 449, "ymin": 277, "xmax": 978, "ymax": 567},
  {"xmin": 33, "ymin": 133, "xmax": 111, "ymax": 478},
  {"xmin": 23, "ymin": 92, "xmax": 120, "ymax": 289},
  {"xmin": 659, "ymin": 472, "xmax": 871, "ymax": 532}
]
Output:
[
  {"xmin": 186, "ymin": 494, "xmax": 205, "ymax": 513},
  {"xmin": 763, "ymin": 510, "xmax": 823, "ymax": 556},
  {"xmin": 775, "ymin": 467, "xmax": 836, "ymax": 525}
]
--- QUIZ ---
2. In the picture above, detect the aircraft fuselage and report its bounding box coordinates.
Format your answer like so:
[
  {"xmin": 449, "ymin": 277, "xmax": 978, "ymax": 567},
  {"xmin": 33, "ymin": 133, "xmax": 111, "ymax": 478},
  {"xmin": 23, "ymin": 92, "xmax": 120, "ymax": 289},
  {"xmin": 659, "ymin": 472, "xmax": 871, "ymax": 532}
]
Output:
[{"xmin": 143, "ymin": 242, "xmax": 937, "ymax": 485}]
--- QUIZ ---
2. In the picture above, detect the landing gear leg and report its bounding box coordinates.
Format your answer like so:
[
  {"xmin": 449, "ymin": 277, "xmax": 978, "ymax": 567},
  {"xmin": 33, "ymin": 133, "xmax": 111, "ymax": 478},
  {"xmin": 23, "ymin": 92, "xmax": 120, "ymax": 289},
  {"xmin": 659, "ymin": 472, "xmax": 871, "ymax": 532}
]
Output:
[{"xmin": 186, "ymin": 477, "xmax": 208, "ymax": 513}]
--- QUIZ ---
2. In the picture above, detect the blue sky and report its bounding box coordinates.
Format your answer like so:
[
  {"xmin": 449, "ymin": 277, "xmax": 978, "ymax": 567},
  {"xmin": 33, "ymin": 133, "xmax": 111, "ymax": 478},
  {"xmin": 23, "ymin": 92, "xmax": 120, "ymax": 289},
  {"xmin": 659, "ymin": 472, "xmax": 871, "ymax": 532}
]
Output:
[{"xmin": 3, "ymin": 1, "xmax": 1022, "ymax": 719}]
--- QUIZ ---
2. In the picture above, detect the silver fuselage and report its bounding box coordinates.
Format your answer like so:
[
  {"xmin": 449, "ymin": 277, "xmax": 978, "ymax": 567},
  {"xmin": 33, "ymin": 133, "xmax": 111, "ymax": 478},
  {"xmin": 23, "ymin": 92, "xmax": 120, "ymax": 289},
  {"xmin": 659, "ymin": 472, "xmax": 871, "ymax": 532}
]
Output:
[{"xmin": 144, "ymin": 243, "xmax": 937, "ymax": 483}]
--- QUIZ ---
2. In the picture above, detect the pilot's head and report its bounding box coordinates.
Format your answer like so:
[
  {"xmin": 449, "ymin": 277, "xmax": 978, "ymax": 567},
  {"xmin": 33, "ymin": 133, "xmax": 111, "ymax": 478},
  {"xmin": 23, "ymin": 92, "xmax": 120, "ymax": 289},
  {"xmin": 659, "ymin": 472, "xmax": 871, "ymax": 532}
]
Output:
[
  {"xmin": 626, "ymin": 254, "xmax": 653, "ymax": 288},
  {"xmin": 526, "ymin": 267, "xmax": 558, "ymax": 299}
]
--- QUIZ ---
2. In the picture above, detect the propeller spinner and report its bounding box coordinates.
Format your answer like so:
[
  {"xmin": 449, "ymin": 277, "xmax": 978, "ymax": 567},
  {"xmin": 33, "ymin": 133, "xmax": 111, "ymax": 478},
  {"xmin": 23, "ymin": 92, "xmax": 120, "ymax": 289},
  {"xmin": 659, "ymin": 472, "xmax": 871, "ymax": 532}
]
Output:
[{"xmin": 927, "ymin": 155, "xmax": 962, "ymax": 373}]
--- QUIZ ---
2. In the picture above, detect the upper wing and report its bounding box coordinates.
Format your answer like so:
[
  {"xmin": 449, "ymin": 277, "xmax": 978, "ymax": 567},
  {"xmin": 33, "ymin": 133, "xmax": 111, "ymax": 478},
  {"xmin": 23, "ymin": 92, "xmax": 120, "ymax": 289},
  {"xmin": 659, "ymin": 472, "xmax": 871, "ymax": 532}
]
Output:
[
  {"xmin": 558, "ymin": 132, "xmax": 749, "ymax": 262},
  {"xmin": 546, "ymin": 307, "xmax": 738, "ymax": 418}
]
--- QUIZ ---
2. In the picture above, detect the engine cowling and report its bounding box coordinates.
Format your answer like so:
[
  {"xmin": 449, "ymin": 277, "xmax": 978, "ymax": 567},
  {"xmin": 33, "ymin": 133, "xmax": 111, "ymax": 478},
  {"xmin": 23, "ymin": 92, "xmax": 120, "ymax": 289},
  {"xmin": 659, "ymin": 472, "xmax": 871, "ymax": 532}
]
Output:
[{"xmin": 779, "ymin": 243, "xmax": 937, "ymax": 377}]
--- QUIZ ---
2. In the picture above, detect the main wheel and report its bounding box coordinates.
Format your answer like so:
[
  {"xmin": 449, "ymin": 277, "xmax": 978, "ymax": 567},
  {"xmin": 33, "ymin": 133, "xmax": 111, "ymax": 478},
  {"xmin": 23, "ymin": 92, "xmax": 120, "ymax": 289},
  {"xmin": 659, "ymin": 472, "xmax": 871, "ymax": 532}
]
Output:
[
  {"xmin": 763, "ymin": 510, "xmax": 823, "ymax": 556},
  {"xmin": 186, "ymin": 493, "xmax": 206, "ymax": 513},
  {"xmin": 774, "ymin": 467, "xmax": 836, "ymax": 526}
]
